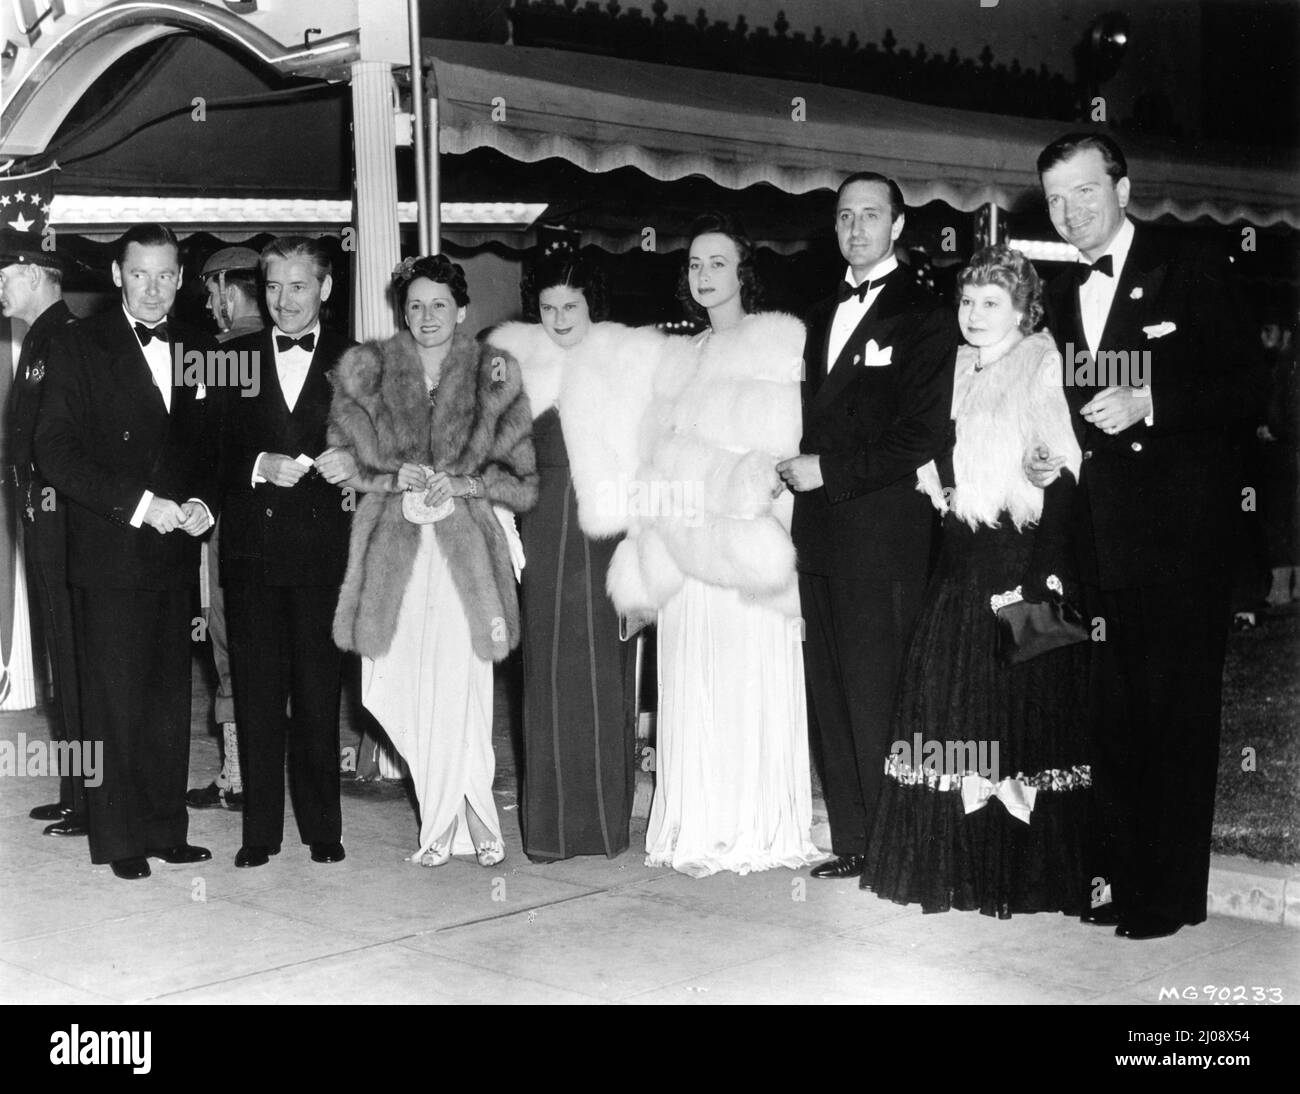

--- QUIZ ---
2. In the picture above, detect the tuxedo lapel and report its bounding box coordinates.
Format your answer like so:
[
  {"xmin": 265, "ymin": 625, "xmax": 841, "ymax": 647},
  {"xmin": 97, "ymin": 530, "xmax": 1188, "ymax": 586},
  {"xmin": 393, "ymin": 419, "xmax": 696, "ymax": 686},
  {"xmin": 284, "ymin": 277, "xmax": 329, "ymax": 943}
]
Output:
[
  {"xmin": 1097, "ymin": 228, "xmax": 1169, "ymax": 353},
  {"xmin": 107, "ymin": 312, "xmax": 169, "ymax": 422},
  {"xmin": 809, "ymin": 277, "xmax": 910, "ymax": 417}
]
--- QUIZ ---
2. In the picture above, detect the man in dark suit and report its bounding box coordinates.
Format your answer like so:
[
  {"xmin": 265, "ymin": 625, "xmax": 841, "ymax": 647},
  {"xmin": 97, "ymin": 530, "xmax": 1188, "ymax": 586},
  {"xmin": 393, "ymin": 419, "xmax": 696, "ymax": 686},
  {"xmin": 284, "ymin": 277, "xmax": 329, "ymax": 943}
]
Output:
[
  {"xmin": 36, "ymin": 223, "xmax": 219, "ymax": 880},
  {"xmin": 778, "ymin": 173, "xmax": 959, "ymax": 879},
  {"xmin": 221, "ymin": 236, "xmax": 354, "ymax": 868},
  {"xmin": 2, "ymin": 236, "xmax": 82, "ymax": 836},
  {"xmin": 1032, "ymin": 133, "xmax": 1261, "ymax": 939}
]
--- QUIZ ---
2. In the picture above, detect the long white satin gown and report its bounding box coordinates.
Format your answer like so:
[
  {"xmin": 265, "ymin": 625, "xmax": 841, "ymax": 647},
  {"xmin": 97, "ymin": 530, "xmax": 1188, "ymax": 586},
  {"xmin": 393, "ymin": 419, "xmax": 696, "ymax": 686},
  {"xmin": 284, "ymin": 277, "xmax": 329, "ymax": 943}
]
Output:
[{"xmin": 361, "ymin": 523, "xmax": 501, "ymax": 860}]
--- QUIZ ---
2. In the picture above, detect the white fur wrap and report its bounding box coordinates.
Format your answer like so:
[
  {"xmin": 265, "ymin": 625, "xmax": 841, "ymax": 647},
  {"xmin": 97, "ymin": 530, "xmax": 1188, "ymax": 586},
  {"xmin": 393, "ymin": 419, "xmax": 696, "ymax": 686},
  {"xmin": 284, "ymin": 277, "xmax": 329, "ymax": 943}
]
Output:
[
  {"xmin": 916, "ymin": 330, "xmax": 1082, "ymax": 529},
  {"xmin": 606, "ymin": 311, "xmax": 806, "ymax": 617},
  {"xmin": 489, "ymin": 320, "xmax": 666, "ymax": 540}
]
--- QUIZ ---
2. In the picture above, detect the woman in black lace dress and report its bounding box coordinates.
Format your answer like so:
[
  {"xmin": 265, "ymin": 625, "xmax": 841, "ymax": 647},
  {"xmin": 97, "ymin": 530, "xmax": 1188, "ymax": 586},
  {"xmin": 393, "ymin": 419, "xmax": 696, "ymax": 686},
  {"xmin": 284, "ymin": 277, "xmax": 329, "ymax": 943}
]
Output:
[{"xmin": 862, "ymin": 246, "xmax": 1092, "ymax": 917}]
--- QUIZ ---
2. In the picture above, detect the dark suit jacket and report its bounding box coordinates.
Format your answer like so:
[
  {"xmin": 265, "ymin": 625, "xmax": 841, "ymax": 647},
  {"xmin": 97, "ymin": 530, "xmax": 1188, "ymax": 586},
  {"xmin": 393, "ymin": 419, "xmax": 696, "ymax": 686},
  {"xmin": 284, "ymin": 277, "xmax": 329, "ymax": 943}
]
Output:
[
  {"xmin": 34, "ymin": 309, "xmax": 221, "ymax": 590},
  {"xmin": 219, "ymin": 325, "xmax": 355, "ymax": 587},
  {"xmin": 1045, "ymin": 225, "xmax": 1263, "ymax": 590},
  {"xmin": 792, "ymin": 271, "xmax": 960, "ymax": 580}
]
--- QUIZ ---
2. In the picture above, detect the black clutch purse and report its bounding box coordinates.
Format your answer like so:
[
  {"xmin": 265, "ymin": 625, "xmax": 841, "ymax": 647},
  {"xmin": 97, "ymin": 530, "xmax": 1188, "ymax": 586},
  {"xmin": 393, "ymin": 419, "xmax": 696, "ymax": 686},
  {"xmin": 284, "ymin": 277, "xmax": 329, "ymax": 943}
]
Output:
[{"xmin": 990, "ymin": 576, "xmax": 1087, "ymax": 665}]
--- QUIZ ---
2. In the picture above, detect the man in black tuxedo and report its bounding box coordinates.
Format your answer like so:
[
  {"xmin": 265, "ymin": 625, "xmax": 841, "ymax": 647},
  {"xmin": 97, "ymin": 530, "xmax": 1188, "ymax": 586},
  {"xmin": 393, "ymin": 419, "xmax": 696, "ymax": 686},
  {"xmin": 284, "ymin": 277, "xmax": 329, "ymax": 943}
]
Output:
[
  {"xmin": 778, "ymin": 173, "xmax": 959, "ymax": 879},
  {"xmin": 36, "ymin": 223, "xmax": 219, "ymax": 880},
  {"xmin": 221, "ymin": 236, "xmax": 354, "ymax": 868},
  {"xmin": 2, "ymin": 242, "xmax": 82, "ymax": 836},
  {"xmin": 1032, "ymin": 133, "xmax": 1261, "ymax": 939}
]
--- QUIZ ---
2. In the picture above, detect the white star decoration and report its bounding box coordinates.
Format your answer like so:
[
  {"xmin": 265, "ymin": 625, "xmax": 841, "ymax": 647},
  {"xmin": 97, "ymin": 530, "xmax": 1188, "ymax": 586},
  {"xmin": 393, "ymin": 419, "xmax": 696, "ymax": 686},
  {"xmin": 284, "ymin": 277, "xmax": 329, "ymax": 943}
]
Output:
[
  {"xmin": 13, "ymin": 191, "xmax": 26, "ymax": 203},
  {"xmin": 8, "ymin": 212, "xmax": 34, "ymax": 232},
  {"xmin": 0, "ymin": 196, "xmax": 10, "ymax": 206}
]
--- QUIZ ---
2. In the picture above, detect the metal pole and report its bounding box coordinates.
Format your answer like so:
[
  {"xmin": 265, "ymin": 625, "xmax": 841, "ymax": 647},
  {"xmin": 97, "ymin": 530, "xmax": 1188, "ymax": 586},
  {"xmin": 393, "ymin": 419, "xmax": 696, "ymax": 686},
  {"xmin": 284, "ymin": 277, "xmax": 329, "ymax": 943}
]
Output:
[
  {"xmin": 427, "ymin": 66, "xmax": 441, "ymax": 252},
  {"xmin": 407, "ymin": 0, "xmax": 432, "ymax": 255}
]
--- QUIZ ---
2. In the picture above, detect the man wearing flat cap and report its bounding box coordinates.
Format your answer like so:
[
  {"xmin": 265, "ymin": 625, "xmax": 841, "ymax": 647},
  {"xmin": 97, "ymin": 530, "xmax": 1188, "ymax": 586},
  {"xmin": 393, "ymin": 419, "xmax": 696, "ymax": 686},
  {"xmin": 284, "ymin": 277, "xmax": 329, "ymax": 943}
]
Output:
[{"xmin": 186, "ymin": 247, "xmax": 265, "ymax": 812}]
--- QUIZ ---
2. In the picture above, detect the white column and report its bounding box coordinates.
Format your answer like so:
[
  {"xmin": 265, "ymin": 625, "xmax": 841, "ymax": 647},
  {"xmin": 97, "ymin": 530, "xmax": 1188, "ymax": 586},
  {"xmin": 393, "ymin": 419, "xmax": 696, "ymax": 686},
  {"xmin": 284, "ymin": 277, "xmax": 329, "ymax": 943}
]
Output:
[{"xmin": 350, "ymin": 60, "xmax": 401, "ymax": 341}]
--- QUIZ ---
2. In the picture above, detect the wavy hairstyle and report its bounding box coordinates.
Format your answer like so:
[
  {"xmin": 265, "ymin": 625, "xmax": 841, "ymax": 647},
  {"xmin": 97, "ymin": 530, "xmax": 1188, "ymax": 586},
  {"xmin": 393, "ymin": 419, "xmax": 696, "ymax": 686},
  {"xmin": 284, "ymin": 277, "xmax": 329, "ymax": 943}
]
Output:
[
  {"xmin": 522, "ymin": 249, "xmax": 609, "ymax": 322},
  {"xmin": 391, "ymin": 253, "xmax": 470, "ymax": 310},
  {"xmin": 956, "ymin": 245, "xmax": 1044, "ymax": 334},
  {"xmin": 676, "ymin": 211, "xmax": 762, "ymax": 321}
]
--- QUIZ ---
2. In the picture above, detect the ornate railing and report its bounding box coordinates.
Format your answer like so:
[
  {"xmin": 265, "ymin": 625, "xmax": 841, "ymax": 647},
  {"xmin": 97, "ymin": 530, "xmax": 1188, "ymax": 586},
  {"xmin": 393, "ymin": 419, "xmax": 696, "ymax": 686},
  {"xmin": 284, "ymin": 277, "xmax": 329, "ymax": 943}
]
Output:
[{"xmin": 508, "ymin": 0, "xmax": 1080, "ymax": 124}]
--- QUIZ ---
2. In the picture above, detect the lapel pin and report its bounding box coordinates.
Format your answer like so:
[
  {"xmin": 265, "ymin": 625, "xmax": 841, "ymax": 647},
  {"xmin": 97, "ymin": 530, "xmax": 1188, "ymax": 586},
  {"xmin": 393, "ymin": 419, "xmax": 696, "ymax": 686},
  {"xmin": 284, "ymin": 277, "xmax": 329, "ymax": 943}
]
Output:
[{"xmin": 1130, "ymin": 286, "xmax": 1144, "ymax": 300}]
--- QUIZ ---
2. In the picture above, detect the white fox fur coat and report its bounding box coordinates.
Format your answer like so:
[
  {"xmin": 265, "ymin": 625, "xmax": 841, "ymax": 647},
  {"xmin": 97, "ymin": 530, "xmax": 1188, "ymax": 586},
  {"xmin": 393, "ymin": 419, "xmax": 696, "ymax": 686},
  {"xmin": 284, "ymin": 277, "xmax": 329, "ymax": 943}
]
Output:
[
  {"xmin": 487, "ymin": 319, "xmax": 666, "ymax": 540},
  {"xmin": 916, "ymin": 330, "xmax": 1082, "ymax": 528},
  {"xmin": 605, "ymin": 311, "xmax": 806, "ymax": 617}
]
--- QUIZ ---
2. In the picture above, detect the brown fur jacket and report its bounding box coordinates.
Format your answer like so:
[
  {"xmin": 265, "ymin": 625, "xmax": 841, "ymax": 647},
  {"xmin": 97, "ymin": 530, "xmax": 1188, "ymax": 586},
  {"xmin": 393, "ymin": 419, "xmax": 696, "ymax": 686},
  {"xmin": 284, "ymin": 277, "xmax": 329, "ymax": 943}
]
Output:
[{"xmin": 327, "ymin": 331, "xmax": 538, "ymax": 662}]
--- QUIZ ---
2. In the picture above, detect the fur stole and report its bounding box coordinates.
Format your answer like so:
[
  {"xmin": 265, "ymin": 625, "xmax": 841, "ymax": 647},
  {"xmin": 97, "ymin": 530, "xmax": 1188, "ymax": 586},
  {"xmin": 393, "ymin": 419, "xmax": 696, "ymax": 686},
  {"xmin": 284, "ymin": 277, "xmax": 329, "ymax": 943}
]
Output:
[
  {"xmin": 488, "ymin": 320, "xmax": 665, "ymax": 539},
  {"xmin": 916, "ymin": 330, "xmax": 1082, "ymax": 530},
  {"xmin": 607, "ymin": 311, "xmax": 805, "ymax": 617},
  {"xmin": 327, "ymin": 331, "xmax": 537, "ymax": 662}
]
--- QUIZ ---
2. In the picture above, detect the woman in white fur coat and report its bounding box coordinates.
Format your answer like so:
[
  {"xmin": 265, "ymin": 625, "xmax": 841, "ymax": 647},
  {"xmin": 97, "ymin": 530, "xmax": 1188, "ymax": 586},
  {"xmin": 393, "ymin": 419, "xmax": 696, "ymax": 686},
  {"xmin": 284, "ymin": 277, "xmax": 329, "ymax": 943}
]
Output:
[
  {"xmin": 861, "ymin": 246, "xmax": 1092, "ymax": 917},
  {"xmin": 608, "ymin": 213, "xmax": 822, "ymax": 877},
  {"xmin": 488, "ymin": 253, "xmax": 664, "ymax": 862}
]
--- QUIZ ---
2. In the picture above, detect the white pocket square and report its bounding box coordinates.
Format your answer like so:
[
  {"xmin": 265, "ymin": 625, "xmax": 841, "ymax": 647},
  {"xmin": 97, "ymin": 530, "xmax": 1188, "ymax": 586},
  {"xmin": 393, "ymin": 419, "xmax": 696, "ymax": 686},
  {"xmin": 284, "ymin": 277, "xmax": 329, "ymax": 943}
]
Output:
[
  {"xmin": 1142, "ymin": 321, "xmax": 1177, "ymax": 339},
  {"xmin": 862, "ymin": 339, "xmax": 893, "ymax": 367},
  {"xmin": 195, "ymin": 383, "xmax": 206, "ymax": 400}
]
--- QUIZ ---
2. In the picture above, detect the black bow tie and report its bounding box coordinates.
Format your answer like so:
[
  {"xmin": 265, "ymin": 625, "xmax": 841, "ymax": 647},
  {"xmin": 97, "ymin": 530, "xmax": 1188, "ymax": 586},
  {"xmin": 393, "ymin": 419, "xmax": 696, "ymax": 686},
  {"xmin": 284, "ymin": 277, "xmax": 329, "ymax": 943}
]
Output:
[
  {"xmin": 1075, "ymin": 254, "xmax": 1114, "ymax": 285},
  {"xmin": 837, "ymin": 273, "xmax": 890, "ymax": 304},
  {"xmin": 134, "ymin": 321, "xmax": 169, "ymax": 346},
  {"xmin": 276, "ymin": 332, "xmax": 316, "ymax": 353}
]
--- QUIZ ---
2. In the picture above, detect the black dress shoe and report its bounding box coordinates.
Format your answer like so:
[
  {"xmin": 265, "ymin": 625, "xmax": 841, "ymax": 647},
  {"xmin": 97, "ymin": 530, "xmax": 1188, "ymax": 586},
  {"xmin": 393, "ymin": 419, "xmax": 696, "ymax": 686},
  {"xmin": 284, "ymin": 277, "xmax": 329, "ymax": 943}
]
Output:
[
  {"xmin": 810, "ymin": 854, "xmax": 865, "ymax": 879},
  {"xmin": 1081, "ymin": 901, "xmax": 1123, "ymax": 926},
  {"xmin": 44, "ymin": 815, "xmax": 88, "ymax": 837},
  {"xmin": 30, "ymin": 802, "xmax": 72, "ymax": 821},
  {"xmin": 1119, "ymin": 912, "xmax": 1182, "ymax": 941},
  {"xmin": 310, "ymin": 842, "xmax": 346, "ymax": 864},
  {"xmin": 146, "ymin": 844, "xmax": 212, "ymax": 864},
  {"xmin": 234, "ymin": 844, "xmax": 279, "ymax": 868},
  {"xmin": 185, "ymin": 783, "xmax": 224, "ymax": 809},
  {"xmin": 110, "ymin": 857, "xmax": 151, "ymax": 880},
  {"xmin": 223, "ymin": 790, "xmax": 244, "ymax": 811}
]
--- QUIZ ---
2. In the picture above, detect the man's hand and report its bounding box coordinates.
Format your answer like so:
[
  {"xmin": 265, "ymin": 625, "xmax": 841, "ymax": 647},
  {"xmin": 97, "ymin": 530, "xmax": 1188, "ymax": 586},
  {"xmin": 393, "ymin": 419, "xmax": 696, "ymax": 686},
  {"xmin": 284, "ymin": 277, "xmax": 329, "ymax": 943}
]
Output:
[
  {"xmin": 775, "ymin": 455, "xmax": 823, "ymax": 493},
  {"xmin": 259, "ymin": 453, "xmax": 311, "ymax": 487},
  {"xmin": 1023, "ymin": 444, "xmax": 1067, "ymax": 488},
  {"xmin": 178, "ymin": 500, "xmax": 213, "ymax": 537},
  {"xmin": 314, "ymin": 447, "xmax": 357, "ymax": 485},
  {"xmin": 143, "ymin": 497, "xmax": 185, "ymax": 533},
  {"xmin": 1081, "ymin": 386, "xmax": 1149, "ymax": 436}
]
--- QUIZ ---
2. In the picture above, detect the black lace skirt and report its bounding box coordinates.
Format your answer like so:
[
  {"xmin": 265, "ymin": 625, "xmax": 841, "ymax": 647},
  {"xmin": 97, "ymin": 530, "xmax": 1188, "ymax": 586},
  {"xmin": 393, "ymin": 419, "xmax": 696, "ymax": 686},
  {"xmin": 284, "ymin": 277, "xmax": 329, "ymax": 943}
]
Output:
[{"xmin": 861, "ymin": 513, "xmax": 1092, "ymax": 917}]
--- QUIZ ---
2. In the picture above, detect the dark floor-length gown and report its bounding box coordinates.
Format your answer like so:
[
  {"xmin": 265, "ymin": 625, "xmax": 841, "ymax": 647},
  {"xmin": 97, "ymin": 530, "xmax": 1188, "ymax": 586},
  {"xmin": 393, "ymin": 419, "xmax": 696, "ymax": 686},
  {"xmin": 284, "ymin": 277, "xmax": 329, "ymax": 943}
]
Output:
[{"xmin": 519, "ymin": 407, "xmax": 636, "ymax": 860}]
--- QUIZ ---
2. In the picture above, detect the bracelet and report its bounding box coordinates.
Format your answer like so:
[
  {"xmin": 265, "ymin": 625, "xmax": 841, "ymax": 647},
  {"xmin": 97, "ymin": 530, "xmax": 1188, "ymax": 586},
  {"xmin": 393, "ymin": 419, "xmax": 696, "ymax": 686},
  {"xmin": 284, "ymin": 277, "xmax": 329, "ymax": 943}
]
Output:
[{"xmin": 465, "ymin": 475, "xmax": 481, "ymax": 498}]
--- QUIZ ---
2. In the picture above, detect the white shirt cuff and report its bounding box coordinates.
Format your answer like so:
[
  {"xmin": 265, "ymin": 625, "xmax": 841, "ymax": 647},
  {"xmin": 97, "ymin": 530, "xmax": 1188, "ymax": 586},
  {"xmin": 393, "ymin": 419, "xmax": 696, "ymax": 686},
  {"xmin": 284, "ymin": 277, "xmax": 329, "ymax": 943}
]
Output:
[
  {"xmin": 130, "ymin": 490, "xmax": 154, "ymax": 528},
  {"xmin": 1132, "ymin": 385, "xmax": 1153, "ymax": 426},
  {"xmin": 186, "ymin": 498, "xmax": 214, "ymax": 530},
  {"xmin": 251, "ymin": 451, "xmax": 268, "ymax": 485}
]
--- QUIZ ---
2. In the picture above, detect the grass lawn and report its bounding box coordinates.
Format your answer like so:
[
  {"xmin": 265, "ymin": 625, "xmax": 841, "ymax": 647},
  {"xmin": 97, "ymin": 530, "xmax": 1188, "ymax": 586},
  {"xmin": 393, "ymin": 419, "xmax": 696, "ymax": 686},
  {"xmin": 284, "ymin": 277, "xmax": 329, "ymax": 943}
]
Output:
[{"xmin": 1215, "ymin": 606, "xmax": 1300, "ymax": 864}]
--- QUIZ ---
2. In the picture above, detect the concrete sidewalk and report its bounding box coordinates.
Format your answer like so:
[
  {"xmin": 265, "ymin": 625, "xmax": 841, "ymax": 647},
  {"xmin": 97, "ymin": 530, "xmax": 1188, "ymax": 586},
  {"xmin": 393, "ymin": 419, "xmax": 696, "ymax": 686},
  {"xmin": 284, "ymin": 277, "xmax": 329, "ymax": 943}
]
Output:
[{"xmin": 1, "ymin": 679, "xmax": 1297, "ymax": 1005}]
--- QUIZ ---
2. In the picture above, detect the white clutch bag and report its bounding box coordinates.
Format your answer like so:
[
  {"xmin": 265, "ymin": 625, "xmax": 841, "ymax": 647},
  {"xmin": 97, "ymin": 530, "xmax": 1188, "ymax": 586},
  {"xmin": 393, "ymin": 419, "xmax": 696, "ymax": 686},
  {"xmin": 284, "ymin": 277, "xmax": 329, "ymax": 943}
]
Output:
[
  {"xmin": 401, "ymin": 465, "xmax": 454, "ymax": 523},
  {"xmin": 401, "ymin": 492, "xmax": 454, "ymax": 523}
]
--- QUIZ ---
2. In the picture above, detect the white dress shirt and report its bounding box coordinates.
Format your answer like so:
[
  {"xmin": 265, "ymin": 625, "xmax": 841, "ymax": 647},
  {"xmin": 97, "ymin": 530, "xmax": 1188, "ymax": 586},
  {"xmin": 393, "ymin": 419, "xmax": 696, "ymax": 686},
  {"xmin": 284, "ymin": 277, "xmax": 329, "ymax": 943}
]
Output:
[
  {"xmin": 1077, "ymin": 218, "xmax": 1152, "ymax": 422},
  {"xmin": 827, "ymin": 254, "xmax": 898, "ymax": 370},
  {"xmin": 252, "ymin": 322, "xmax": 320, "ymax": 484},
  {"xmin": 124, "ymin": 308, "xmax": 212, "ymax": 530}
]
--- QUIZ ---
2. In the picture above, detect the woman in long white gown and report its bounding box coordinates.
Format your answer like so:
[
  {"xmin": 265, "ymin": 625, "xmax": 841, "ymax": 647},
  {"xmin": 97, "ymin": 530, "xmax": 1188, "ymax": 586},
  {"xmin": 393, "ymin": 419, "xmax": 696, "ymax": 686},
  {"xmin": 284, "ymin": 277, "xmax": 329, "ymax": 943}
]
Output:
[
  {"xmin": 323, "ymin": 255, "xmax": 537, "ymax": 867},
  {"xmin": 608, "ymin": 214, "xmax": 822, "ymax": 877}
]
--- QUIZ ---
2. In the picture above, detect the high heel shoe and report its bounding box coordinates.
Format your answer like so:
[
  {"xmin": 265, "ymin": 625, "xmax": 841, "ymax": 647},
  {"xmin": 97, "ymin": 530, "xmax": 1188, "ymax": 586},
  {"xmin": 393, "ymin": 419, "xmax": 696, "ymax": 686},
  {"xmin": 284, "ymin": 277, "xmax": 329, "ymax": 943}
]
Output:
[
  {"xmin": 475, "ymin": 838, "xmax": 506, "ymax": 868},
  {"xmin": 415, "ymin": 820, "xmax": 456, "ymax": 867}
]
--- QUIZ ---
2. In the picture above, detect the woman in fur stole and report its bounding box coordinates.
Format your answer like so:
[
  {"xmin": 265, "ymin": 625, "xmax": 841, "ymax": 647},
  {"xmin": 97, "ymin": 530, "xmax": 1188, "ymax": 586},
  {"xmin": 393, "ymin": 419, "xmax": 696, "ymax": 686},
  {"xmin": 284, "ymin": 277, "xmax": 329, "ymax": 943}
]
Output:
[
  {"xmin": 861, "ymin": 246, "xmax": 1092, "ymax": 916},
  {"xmin": 489, "ymin": 253, "xmax": 664, "ymax": 862},
  {"xmin": 319, "ymin": 255, "xmax": 537, "ymax": 867},
  {"xmin": 607, "ymin": 213, "xmax": 822, "ymax": 877}
]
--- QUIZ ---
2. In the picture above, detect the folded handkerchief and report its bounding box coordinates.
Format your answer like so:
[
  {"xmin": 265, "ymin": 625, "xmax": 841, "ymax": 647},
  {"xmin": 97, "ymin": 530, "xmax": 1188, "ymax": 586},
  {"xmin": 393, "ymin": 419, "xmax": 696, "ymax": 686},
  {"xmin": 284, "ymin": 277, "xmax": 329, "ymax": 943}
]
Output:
[
  {"xmin": 862, "ymin": 339, "xmax": 893, "ymax": 367},
  {"xmin": 1142, "ymin": 321, "xmax": 1177, "ymax": 339}
]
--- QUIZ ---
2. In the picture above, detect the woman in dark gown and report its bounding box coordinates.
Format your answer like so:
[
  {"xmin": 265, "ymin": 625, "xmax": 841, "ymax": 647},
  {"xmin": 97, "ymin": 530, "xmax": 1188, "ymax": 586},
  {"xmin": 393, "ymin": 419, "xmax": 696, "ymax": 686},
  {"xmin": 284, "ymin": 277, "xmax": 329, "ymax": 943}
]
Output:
[
  {"xmin": 861, "ymin": 246, "xmax": 1093, "ymax": 917},
  {"xmin": 490, "ymin": 253, "xmax": 665, "ymax": 861}
]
